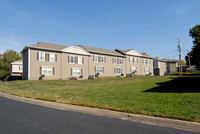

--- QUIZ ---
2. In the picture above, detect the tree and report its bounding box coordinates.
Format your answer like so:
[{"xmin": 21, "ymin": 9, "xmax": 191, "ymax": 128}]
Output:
[
  {"xmin": 0, "ymin": 50, "xmax": 21, "ymax": 80},
  {"xmin": 141, "ymin": 52, "xmax": 149, "ymax": 56},
  {"xmin": 189, "ymin": 25, "xmax": 200, "ymax": 69}
]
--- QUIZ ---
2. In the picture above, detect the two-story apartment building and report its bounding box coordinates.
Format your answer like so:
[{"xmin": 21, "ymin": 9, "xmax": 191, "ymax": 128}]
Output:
[
  {"xmin": 21, "ymin": 42, "xmax": 154, "ymax": 80},
  {"xmin": 116, "ymin": 49, "xmax": 153, "ymax": 75}
]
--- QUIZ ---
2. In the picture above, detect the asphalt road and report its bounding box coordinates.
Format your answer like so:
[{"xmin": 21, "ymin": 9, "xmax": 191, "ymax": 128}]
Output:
[{"xmin": 0, "ymin": 96, "xmax": 198, "ymax": 134}]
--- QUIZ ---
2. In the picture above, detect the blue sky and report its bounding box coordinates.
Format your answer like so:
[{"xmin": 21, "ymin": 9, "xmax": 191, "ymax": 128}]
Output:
[{"xmin": 0, "ymin": 0, "xmax": 199, "ymax": 59}]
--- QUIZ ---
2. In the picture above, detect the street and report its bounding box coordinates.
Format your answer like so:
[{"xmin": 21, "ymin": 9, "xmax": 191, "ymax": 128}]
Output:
[{"xmin": 0, "ymin": 96, "xmax": 198, "ymax": 134}]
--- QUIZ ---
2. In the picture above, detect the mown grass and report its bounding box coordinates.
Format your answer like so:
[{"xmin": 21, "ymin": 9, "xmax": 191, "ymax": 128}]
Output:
[{"xmin": 0, "ymin": 76, "xmax": 200, "ymax": 122}]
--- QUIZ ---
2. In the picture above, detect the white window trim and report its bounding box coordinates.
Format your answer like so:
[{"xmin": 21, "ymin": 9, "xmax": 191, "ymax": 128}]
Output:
[
  {"xmin": 49, "ymin": 53, "xmax": 55, "ymax": 62},
  {"xmin": 42, "ymin": 66, "xmax": 53, "ymax": 75},
  {"xmin": 144, "ymin": 59, "xmax": 146, "ymax": 65},
  {"xmin": 113, "ymin": 57, "xmax": 117, "ymax": 64},
  {"xmin": 115, "ymin": 67, "xmax": 121, "ymax": 74},
  {"xmin": 72, "ymin": 68, "xmax": 81, "ymax": 76},
  {"xmin": 145, "ymin": 67, "xmax": 150, "ymax": 74},
  {"xmin": 147, "ymin": 59, "xmax": 150, "ymax": 65},
  {"xmin": 130, "ymin": 57, "xmax": 133, "ymax": 63},
  {"xmin": 134, "ymin": 57, "xmax": 137, "ymax": 64},
  {"xmin": 94, "ymin": 55, "xmax": 98, "ymax": 62},
  {"xmin": 78, "ymin": 56, "xmax": 82, "ymax": 64},
  {"xmin": 70, "ymin": 55, "xmax": 74, "ymax": 64},
  {"xmin": 39, "ymin": 52, "xmax": 45, "ymax": 61},
  {"xmin": 119, "ymin": 58, "xmax": 122, "ymax": 64},
  {"xmin": 96, "ymin": 66, "xmax": 103, "ymax": 74},
  {"xmin": 131, "ymin": 66, "xmax": 137, "ymax": 72}
]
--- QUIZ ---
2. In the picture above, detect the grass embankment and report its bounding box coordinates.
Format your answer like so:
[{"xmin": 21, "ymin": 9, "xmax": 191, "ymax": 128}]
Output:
[{"xmin": 0, "ymin": 76, "xmax": 199, "ymax": 122}]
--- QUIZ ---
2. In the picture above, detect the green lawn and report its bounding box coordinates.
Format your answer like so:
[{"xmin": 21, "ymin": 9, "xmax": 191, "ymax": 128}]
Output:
[{"xmin": 0, "ymin": 76, "xmax": 200, "ymax": 122}]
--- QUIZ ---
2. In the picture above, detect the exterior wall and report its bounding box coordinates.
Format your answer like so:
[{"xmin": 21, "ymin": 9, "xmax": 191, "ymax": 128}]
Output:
[
  {"xmin": 169, "ymin": 62, "xmax": 177, "ymax": 72},
  {"xmin": 22, "ymin": 50, "xmax": 28, "ymax": 80},
  {"xmin": 126, "ymin": 56, "xmax": 142, "ymax": 75},
  {"xmin": 88, "ymin": 53, "xmax": 126, "ymax": 77},
  {"xmin": 28, "ymin": 48, "xmax": 89, "ymax": 80},
  {"xmin": 11, "ymin": 64, "xmax": 23, "ymax": 76},
  {"xmin": 140, "ymin": 57, "xmax": 153, "ymax": 75},
  {"xmin": 159, "ymin": 61, "xmax": 168, "ymax": 76},
  {"xmin": 61, "ymin": 53, "xmax": 89, "ymax": 80}
]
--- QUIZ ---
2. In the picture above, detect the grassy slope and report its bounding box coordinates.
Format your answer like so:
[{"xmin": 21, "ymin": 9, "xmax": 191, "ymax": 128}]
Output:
[{"xmin": 0, "ymin": 76, "xmax": 199, "ymax": 122}]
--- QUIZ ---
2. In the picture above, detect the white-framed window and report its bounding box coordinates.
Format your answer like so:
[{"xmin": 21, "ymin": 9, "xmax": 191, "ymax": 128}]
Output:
[
  {"xmin": 72, "ymin": 68, "xmax": 81, "ymax": 76},
  {"xmin": 70, "ymin": 56, "xmax": 74, "ymax": 64},
  {"xmin": 113, "ymin": 57, "xmax": 117, "ymax": 64},
  {"xmin": 130, "ymin": 57, "xmax": 133, "ymax": 63},
  {"xmin": 78, "ymin": 56, "xmax": 82, "ymax": 64},
  {"xmin": 94, "ymin": 55, "xmax": 98, "ymax": 62},
  {"xmin": 96, "ymin": 66, "xmax": 103, "ymax": 74},
  {"xmin": 144, "ymin": 59, "xmax": 146, "ymax": 65},
  {"xmin": 145, "ymin": 67, "xmax": 150, "ymax": 74},
  {"xmin": 115, "ymin": 67, "xmax": 121, "ymax": 74},
  {"xmin": 134, "ymin": 58, "xmax": 138, "ymax": 64},
  {"xmin": 49, "ymin": 53, "xmax": 55, "ymax": 62},
  {"xmin": 101, "ymin": 56, "xmax": 105, "ymax": 63},
  {"xmin": 39, "ymin": 52, "xmax": 45, "ymax": 61},
  {"xmin": 42, "ymin": 66, "xmax": 53, "ymax": 75},
  {"xmin": 147, "ymin": 59, "xmax": 150, "ymax": 65},
  {"xmin": 131, "ymin": 66, "xmax": 137, "ymax": 73},
  {"xmin": 119, "ymin": 58, "xmax": 123, "ymax": 64}
]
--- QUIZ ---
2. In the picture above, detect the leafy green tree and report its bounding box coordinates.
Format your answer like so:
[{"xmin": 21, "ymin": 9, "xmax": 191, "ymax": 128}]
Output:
[
  {"xmin": 141, "ymin": 52, "xmax": 149, "ymax": 56},
  {"xmin": 189, "ymin": 25, "xmax": 200, "ymax": 69},
  {"xmin": 0, "ymin": 50, "xmax": 21, "ymax": 80}
]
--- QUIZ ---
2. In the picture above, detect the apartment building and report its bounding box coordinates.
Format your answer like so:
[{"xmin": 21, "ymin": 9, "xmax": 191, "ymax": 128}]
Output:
[
  {"xmin": 21, "ymin": 42, "xmax": 154, "ymax": 80},
  {"xmin": 153, "ymin": 57, "xmax": 178, "ymax": 76},
  {"xmin": 116, "ymin": 49, "xmax": 153, "ymax": 75}
]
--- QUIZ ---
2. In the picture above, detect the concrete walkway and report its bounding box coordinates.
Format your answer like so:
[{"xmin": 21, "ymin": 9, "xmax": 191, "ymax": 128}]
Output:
[{"xmin": 0, "ymin": 92, "xmax": 199, "ymax": 132}]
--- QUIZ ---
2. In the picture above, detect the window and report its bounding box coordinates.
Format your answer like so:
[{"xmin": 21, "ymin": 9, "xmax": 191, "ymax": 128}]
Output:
[
  {"xmin": 70, "ymin": 56, "xmax": 74, "ymax": 63},
  {"xmin": 94, "ymin": 55, "xmax": 98, "ymax": 62},
  {"xmin": 101, "ymin": 56, "xmax": 105, "ymax": 63},
  {"xmin": 39, "ymin": 52, "xmax": 45, "ymax": 61},
  {"xmin": 42, "ymin": 66, "xmax": 53, "ymax": 75},
  {"xmin": 119, "ymin": 58, "xmax": 123, "ymax": 64},
  {"xmin": 72, "ymin": 68, "xmax": 81, "ymax": 76},
  {"xmin": 130, "ymin": 57, "xmax": 133, "ymax": 63},
  {"xmin": 134, "ymin": 58, "xmax": 138, "ymax": 64},
  {"xmin": 145, "ymin": 67, "xmax": 150, "ymax": 74},
  {"xmin": 115, "ymin": 68, "xmax": 121, "ymax": 74},
  {"xmin": 96, "ymin": 66, "xmax": 103, "ymax": 74},
  {"xmin": 147, "ymin": 59, "xmax": 150, "ymax": 65},
  {"xmin": 19, "ymin": 65, "xmax": 23, "ymax": 71},
  {"xmin": 78, "ymin": 56, "xmax": 82, "ymax": 64},
  {"xmin": 49, "ymin": 53, "xmax": 55, "ymax": 62},
  {"xmin": 144, "ymin": 59, "xmax": 146, "ymax": 65},
  {"xmin": 113, "ymin": 57, "xmax": 117, "ymax": 64},
  {"xmin": 131, "ymin": 66, "xmax": 137, "ymax": 73}
]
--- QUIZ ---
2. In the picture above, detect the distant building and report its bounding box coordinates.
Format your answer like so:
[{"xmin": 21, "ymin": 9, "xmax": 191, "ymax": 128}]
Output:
[
  {"xmin": 153, "ymin": 57, "xmax": 178, "ymax": 76},
  {"xmin": 10, "ymin": 60, "xmax": 23, "ymax": 80}
]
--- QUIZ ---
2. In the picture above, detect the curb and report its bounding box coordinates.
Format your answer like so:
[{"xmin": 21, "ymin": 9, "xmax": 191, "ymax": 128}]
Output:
[{"xmin": 0, "ymin": 92, "xmax": 199, "ymax": 132}]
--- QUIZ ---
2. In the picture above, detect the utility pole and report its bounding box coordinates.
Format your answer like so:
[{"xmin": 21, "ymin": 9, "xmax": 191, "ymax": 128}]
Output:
[{"xmin": 178, "ymin": 39, "xmax": 182, "ymax": 76}]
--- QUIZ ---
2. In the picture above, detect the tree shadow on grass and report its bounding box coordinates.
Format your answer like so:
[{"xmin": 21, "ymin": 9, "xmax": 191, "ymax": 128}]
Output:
[{"xmin": 144, "ymin": 77, "xmax": 200, "ymax": 93}]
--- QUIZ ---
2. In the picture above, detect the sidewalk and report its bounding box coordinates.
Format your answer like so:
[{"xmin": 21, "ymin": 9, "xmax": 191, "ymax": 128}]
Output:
[{"xmin": 0, "ymin": 92, "xmax": 199, "ymax": 132}]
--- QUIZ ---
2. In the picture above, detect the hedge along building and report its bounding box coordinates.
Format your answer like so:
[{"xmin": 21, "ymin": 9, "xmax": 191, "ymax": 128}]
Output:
[{"xmin": 21, "ymin": 42, "xmax": 154, "ymax": 80}]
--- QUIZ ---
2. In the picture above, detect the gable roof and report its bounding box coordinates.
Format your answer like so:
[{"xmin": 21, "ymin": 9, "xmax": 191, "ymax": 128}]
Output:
[
  {"xmin": 21, "ymin": 42, "xmax": 68, "ymax": 53},
  {"xmin": 11, "ymin": 60, "xmax": 22, "ymax": 65},
  {"xmin": 79, "ymin": 45, "xmax": 124, "ymax": 57},
  {"xmin": 116, "ymin": 48, "xmax": 153, "ymax": 59}
]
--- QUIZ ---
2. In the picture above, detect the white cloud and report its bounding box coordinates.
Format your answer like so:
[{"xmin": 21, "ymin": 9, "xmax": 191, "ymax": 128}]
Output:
[{"xmin": 164, "ymin": 3, "xmax": 194, "ymax": 17}]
